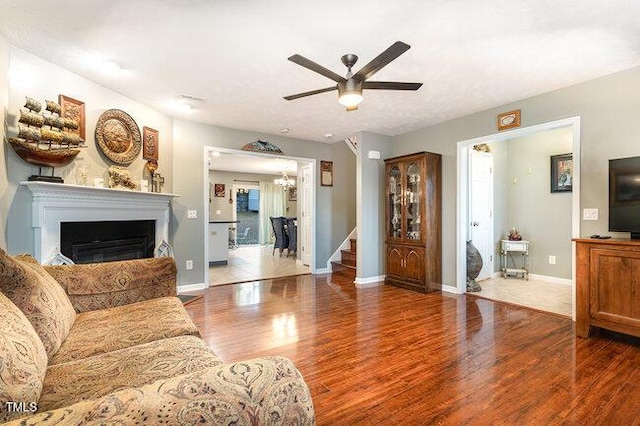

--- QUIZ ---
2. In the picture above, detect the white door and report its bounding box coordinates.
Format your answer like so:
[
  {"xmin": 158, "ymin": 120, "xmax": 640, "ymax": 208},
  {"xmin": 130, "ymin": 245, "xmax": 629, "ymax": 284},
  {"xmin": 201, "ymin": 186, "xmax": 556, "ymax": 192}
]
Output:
[
  {"xmin": 469, "ymin": 149, "xmax": 494, "ymax": 281},
  {"xmin": 300, "ymin": 165, "xmax": 312, "ymax": 266}
]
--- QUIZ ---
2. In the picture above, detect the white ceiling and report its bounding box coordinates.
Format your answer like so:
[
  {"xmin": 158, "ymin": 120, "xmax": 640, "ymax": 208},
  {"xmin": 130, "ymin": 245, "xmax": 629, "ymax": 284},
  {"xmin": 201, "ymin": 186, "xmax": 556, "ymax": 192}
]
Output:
[{"xmin": 1, "ymin": 0, "xmax": 640, "ymax": 143}]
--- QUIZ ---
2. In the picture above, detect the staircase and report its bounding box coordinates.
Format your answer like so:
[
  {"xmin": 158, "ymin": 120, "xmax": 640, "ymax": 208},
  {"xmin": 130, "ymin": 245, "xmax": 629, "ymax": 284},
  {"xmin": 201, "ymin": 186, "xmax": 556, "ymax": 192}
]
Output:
[{"xmin": 331, "ymin": 238, "xmax": 356, "ymax": 280}]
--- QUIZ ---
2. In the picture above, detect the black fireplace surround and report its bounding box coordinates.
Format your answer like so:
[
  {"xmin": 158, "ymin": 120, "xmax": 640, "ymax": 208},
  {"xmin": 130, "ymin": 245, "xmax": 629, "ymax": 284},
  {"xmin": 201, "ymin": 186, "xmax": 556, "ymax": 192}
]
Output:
[{"xmin": 60, "ymin": 220, "xmax": 155, "ymax": 264}]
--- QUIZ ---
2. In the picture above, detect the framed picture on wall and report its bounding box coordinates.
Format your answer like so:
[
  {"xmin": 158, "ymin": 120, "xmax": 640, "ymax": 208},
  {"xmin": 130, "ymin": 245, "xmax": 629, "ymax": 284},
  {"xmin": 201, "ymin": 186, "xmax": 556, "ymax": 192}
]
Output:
[
  {"xmin": 551, "ymin": 153, "xmax": 573, "ymax": 193},
  {"xmin": 142, "ymin": 126, "xmax": 159, "ymax": 161},
  {"xmin": 214, "ymin": 183, "xmax": 226, "ymax": 197},
  {"xmin": 321, "ymin": 161, "xmax": 333, "ymax": 187},
  {"xmin": 288, "ymin": 186, "xmax": 297, "ymax": 201},
  {"xmin": 497, "ymin": 109, "xmax": 521, "ymax": 131}
]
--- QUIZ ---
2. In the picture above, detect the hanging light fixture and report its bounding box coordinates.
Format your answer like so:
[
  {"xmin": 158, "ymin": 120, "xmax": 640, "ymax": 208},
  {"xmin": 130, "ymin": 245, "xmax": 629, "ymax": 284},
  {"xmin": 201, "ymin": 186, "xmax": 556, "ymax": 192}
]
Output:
[{"xmin": 274, "ymin": 171, "xmax": 295, "ymax": 189}]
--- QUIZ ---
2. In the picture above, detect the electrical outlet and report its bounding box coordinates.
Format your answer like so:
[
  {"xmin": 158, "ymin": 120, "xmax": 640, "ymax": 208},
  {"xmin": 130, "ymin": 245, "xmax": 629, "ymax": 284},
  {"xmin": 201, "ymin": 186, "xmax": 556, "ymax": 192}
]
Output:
[
  {"xmin": 187, "ymin": 210, "xmax": 197, "ymax": 219},
  {"xmin": 185, "ymin": 260, "xmax": 193, "ymax": 270},
  {"xmin": 215, "ymin": 210, "xmax": 221, "ymax": 215},
  {"xmin": 549, "ymin": 255, "xmax": 556, "ymax": 265}
]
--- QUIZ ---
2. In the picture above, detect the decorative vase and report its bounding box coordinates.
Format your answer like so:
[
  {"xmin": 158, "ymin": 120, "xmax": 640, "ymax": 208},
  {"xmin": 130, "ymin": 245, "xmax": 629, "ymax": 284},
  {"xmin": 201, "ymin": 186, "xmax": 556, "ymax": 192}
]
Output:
[{"xmin": 466, "ymin": 240, "xmax": 483, "ymax": 292}]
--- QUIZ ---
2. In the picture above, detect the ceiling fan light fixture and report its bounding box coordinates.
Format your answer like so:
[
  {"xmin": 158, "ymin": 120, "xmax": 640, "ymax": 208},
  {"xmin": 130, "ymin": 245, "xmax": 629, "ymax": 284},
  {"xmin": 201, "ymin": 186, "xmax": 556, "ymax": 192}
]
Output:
[
  {"xmin": 338, "ymin": 92, "xmax": 363, "ymax": 108},
  {"xmin": 338, "ymin": 79, "xmax": 363, "ymax": 109}
]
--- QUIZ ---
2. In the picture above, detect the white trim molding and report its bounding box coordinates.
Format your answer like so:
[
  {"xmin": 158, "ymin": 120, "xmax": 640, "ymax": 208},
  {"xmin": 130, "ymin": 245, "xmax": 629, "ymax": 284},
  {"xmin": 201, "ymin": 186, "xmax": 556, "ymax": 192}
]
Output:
[
  {"xmin": 442, "ymin": 284, "xmax": 460, "ymax": 294},
  {"xmin": 21, "ymin": 181, "xmax": 179, "ymax": 263},
  {"xmin": 177, "ymin": 283, "xmax": 208, "ymax": 293},
  {"xmin": 528, "ymin": 274, "xmax": 573, "ymax": 286},
  {"xmin": 354, "ymin": 275, "xmax": 385, "ymax": 288}
]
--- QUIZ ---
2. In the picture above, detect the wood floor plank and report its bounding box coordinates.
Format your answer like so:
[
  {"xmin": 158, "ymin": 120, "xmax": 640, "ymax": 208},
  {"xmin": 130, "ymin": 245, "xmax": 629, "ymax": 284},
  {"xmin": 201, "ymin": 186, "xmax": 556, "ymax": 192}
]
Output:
[{"xmin": 184, "ymin": 274, "xmax": 640, "ymax": 425}]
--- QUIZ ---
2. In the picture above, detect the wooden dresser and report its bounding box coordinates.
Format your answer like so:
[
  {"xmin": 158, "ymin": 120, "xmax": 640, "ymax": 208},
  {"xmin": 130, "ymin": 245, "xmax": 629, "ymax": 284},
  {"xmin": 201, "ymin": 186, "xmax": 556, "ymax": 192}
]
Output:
[
  {"xmin": 574, "ymin": 238, "xmax": 640, "ymax": 338},
  {"xmin": 384, "ymin": 152, "xmax": 442, "ymax": 293}
]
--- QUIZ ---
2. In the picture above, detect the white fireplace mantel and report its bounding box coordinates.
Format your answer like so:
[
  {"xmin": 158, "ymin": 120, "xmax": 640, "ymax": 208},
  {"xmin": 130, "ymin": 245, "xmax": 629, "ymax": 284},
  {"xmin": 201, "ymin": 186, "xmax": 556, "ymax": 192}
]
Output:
[{"xmin": 21, "ymin": 181, "xmax": 179, "ymax": 263}]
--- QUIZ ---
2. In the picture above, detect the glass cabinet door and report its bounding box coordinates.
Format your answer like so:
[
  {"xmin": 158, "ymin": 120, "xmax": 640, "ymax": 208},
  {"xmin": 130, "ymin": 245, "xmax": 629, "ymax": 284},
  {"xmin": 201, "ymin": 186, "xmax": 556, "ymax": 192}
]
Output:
[
  {"xmin": 405, "ymin": 161, "xmax": 422, "ymax": 241},
  {"xmin": 388, "ymin": 165, "xmax": 402, "ymax": 239}
]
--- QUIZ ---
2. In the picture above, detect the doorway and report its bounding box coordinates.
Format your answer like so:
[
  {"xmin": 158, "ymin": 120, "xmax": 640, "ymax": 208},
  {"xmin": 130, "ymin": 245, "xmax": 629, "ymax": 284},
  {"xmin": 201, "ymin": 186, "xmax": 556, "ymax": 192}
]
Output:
[
  {"xmin": 203, "ymin": 147, "xmax": 316, "ymax": 287},
  {"xmin": 457, "ymin": 117, "xmax": 581, "ymax": 320},
  {"xmin": 232, "ymin": 183, "xmax": 260, "ymax": 246},
  {"xmin": 469, "ymin": 148, "xmax": 494, "ymax": 281}
]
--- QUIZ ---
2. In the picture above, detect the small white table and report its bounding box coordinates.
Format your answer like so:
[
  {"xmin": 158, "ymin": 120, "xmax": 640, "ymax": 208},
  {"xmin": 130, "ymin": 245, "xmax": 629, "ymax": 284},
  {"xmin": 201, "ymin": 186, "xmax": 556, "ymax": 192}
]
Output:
[{"xmin": 500, "ymin": 240, "xmax": 530, "ymax": 280}]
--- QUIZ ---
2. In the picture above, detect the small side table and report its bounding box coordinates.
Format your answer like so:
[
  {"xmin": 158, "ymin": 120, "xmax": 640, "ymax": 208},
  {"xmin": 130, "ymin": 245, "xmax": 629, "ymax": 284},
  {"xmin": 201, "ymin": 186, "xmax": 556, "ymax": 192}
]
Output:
[{"xmin": 500, "ymin": 240, "xmax": 530, "ymax": 280}]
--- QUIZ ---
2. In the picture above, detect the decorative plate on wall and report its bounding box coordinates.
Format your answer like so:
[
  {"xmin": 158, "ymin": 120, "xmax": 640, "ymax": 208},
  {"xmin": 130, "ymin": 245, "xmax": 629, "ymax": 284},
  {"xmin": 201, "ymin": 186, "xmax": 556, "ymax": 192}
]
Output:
[{"xmin": 95, "ymin": 109, "xmax": 141, "ymax": 165}]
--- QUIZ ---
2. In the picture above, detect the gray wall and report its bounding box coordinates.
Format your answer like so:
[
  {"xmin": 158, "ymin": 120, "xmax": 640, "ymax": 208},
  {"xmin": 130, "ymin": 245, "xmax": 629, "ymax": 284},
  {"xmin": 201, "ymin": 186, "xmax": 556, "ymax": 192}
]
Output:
[
  {"xmin": 356, "ymin": 132, "xmax": 392, "ymax": 279},
  {"xmin": 172, "ymin": 120, "xmax": 356, "ymax": 287},
  {"xmin": 4, "ymin": 47, "xmax": 174, "ymax": 255},
  {"xmin": 506, "ymin": 127, "xmax": 573, "ymax": 278},
  {"xmin": 393, "ymin": 65, "xmax": 640, "ymax": 286},
  {"xmin": 330, "ymin": 141, "xmax": 356, "ymax": 253},
  {"xmin": 0, "ymin": 34, "xmax": 9, "ymax": 250}
]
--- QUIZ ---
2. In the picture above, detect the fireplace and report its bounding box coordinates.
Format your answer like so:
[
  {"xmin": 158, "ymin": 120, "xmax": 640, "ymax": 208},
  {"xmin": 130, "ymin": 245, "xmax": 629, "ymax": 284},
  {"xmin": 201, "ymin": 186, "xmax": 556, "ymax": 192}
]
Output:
[
  {"xmin": 21, "ymin": 182, "xmax": 178, "ymax": 264},
  {"xmin": 61, "ymin": 220, "xmax": 155, "ymax": 264}
]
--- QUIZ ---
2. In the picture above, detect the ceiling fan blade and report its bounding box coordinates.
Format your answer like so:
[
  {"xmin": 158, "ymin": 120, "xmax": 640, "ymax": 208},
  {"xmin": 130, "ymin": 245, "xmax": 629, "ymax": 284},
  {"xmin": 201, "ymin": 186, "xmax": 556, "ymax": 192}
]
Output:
[
  {"xmin": 363, "ymin": 81, "xmax": 423, "ymax": 91},
  {"xmin": 288, "ymin": 54, "xmax": 346, "ymax": 83},
  {"xmin": 353, "ymin": 41, "xmax": 411, "ymax": 82},
  {"xmin": 283, "ymin": 86, "xmax": 337, "ymax": 101}
]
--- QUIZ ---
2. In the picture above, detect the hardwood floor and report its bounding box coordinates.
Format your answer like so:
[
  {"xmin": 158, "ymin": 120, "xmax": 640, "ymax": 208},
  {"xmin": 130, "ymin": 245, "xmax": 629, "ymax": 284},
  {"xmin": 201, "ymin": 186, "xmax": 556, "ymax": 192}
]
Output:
[{"xmin": 184, "ymin": 273, "xmax": 640, "ymax": 425}]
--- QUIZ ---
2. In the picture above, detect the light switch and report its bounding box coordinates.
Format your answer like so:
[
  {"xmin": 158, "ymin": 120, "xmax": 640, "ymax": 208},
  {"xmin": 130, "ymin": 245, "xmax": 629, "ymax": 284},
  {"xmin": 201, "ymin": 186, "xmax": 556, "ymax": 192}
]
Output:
[
  {"xmin": 215, "ymin": 210, "xmax": 221, "ymax": 215},
  {"xmin": 583, "ymin": 208, "xmax": 598, "ymax": 221}
]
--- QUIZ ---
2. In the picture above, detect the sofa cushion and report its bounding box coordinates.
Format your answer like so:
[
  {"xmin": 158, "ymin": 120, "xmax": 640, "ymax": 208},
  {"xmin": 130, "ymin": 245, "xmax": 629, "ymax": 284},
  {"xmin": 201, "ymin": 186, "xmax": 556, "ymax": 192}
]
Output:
[
  {"xmin": 44, "ymin": 257, "xmax": 178, "ymax": 312},
  {"xmin": 51, "ymin": 296, "xmax": 200, "ymax": 365},
  {"xmin": 0, "ymin": 292, "xmax": 48, "ymax": 423},
  {"xmin": 0, "ymin": 250, "xmax": 76, "ymax": 360},
  {"xmin": 12, "ymin": 356, "xmax": 315, "ymax": 425},
  {"xmin": 39, "ymin": 335, "xmax": 223, "ymax": 411}
]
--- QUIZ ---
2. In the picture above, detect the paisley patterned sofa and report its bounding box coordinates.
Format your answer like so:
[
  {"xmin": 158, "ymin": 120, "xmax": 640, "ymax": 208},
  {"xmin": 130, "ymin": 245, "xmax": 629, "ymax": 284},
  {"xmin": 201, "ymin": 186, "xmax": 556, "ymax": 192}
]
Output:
[{"xmin": 0, "ymin": 248, "xmax": 315, "ymax": 425}]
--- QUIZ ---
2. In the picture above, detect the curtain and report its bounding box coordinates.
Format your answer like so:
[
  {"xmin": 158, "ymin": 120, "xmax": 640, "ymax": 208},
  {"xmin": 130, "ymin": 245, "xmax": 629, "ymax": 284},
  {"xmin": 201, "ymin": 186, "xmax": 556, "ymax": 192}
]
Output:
[{"xmin": 259, "ymin": 182, "xmax": 286, "ymax": 245}]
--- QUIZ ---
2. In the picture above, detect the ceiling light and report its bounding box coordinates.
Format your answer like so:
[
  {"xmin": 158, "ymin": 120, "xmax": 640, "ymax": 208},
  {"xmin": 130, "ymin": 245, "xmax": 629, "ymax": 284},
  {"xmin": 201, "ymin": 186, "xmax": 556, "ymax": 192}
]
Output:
[
  {"xmin": 280, "ymin": 127, "xmax": 290, "ymax": 134},
  {"xmin": 338, "ymin": 92, "xmax": 363, "ymax": 108},
  {"xmin": 211, "ymin": 151, "xmax": 221, "ymax": 157},
  {"xmin": 338, "ymin": 79, "xmax": 363, "ymax": 110},
  {"xmin": 325, "ymin": 133, "xmax": 334, "ymax": 139},
  {"xmin": 274, "ymin": 172, "xmax": 295, "ymax": 189}
]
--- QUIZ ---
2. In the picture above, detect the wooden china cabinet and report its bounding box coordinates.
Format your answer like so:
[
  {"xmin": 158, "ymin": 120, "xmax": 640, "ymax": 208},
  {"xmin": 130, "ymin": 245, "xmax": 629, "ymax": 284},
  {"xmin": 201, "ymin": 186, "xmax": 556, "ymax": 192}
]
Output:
[{"xmin": 384, "ymin": 152, "xmax": 442, "ymax": 293}]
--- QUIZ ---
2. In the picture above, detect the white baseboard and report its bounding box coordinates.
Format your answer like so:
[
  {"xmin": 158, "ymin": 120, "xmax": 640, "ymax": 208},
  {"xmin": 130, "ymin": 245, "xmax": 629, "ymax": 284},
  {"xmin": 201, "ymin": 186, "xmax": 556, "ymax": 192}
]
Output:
[
  {"xmin": 442, "ymin": 284, "xmax": 460, "ymax": 294},
  {"xmin": 314, "ymin": 267, "xmax": 332, "ymax": 274},
  {"xmin": 177, "ymin": 282, "xmax": 207, "ymax": 293},
  {"xmin": 354, "ymin": 275, "xmax": 385, "ymax": 288},
  {"xmin": 529, "ymin": 273, "xmax": 573, "ymax": 285},
  {"xmin": 491, "ymin": 271, "xmax": 572, "ymax": 286}
]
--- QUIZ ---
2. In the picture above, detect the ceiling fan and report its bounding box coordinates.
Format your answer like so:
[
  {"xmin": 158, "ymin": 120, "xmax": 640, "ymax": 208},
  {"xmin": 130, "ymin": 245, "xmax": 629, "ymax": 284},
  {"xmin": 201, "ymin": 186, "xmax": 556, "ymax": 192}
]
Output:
[{"xmin": 284, "ymin": 41, "xmax": 422, "ymax": 111}]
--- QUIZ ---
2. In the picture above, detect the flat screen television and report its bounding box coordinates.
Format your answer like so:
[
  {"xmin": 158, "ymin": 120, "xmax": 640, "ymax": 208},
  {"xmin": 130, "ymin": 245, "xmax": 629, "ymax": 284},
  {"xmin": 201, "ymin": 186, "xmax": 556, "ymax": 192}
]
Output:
[{"xmin": 609, "ymin": 156, "xmax": 640, "ymax": 238}]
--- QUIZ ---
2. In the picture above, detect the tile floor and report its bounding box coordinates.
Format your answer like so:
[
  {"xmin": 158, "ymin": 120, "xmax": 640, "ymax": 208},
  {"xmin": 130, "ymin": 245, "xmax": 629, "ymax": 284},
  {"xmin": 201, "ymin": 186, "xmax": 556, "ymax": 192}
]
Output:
[
  {"xmin": 472, "ymin": 275, "xmax": 572, "ymax": 317},
  {"xmin": 209, "ymin": 245, "xmax": 310, "ymax": 286}
]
